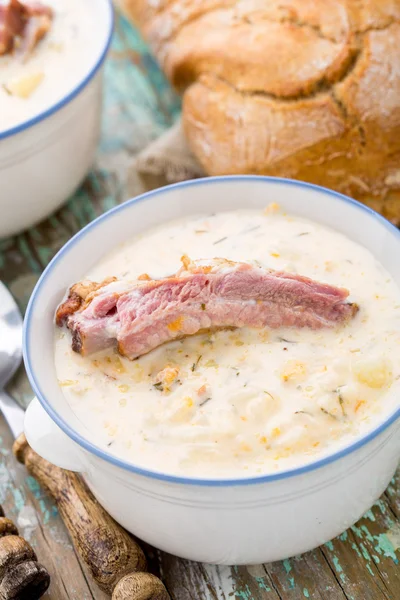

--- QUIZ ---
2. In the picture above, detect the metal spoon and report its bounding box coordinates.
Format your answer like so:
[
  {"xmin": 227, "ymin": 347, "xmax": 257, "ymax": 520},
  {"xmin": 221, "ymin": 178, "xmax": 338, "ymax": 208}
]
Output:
[{"xmin": 0, "ymin": 281, "xmax": 25, "ymax": 437}]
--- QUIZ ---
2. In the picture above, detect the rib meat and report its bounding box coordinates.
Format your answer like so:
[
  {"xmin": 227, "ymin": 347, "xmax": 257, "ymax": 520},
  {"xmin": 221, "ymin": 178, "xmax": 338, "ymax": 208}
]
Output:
[{"xmin": 56, "ymin": 257, "xmax": 358, "ymax": 359}]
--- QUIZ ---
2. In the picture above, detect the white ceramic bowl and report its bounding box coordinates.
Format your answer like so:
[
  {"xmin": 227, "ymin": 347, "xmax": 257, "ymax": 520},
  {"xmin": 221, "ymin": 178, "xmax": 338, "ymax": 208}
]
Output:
[
  {"xmin": 0, "ymin": 0, "xmax": 114, "ymax": 239},
  {"xmin": 23, "ymin": 177, "xmax": 400, "ymax": 564}
]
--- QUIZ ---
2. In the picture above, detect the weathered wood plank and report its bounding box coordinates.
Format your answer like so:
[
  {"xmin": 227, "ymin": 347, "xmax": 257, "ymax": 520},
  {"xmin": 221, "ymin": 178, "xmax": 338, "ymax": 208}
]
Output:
[
  {"xmin": 319, "ymin": 494, "xmax": 400, "ymax": 600},
  {"xmin": 264, "ymin": 551, "xmax": 346, "ymax": 600},
  {"xmin": 157, "ymin": 554, "xmax": 234, "ymax": 600}
]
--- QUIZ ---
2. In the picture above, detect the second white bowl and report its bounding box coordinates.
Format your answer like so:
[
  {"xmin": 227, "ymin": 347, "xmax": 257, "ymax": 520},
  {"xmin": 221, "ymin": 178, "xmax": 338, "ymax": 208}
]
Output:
[{"xmin": 0, "ymin": 0, "xmax": 114, "ymax": 239}]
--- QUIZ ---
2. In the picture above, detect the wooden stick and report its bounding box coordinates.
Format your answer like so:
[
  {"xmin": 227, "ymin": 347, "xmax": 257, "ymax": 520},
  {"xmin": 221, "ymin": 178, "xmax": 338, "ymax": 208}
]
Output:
[
  {"xmin": 13, "ymin": 434, "xmax": 170, "ymax": 599},
  {"xmin": 0, "ymin": 505, "xmax": 50, "ymax": 600}
]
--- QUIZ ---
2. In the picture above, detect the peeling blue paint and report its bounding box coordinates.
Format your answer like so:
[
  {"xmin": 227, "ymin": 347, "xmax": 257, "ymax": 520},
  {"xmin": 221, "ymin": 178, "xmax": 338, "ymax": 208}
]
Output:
[
  {"xmin": 360, "ymin": 525, "xmax": 375, "ymax": 545},
  {"xmin": 351, "ymin": 542, "xmax": 362, "ymax": 558},
  {"xmin": 359, "ymin": 542, "xmax": 371, "ymax": 562},
  {"xmin": 283, "ymin": 559, "xmax": 292, "ymax": 574},
  {"xmin": 374, "ymin": 500, "xmax": 387, "ymax": 515},
  {"xmin": 364, "ymin": 509, "xmax": 376, "ymax": 522},
  {"xmin": 353, "ymin": 517, "xmax": 399, "ymax": 565},
  {"xmin": 12, "ymin": 488, "xmax": 25, "ymax": 512},
  {"xmin": 366, "ymin": 563, "xmax": 374, "ymax": 577},
  {"xmin": 374, "ymin": 533, "xmax": 399, "ymax": 563},
  {"xmin": 372, "ymin": 554, "xmax": 380, "ymax": 564},
  {"xmin": 256, "ymin": 578, "xmax": 271, "ymax": 592},
  {"xmin": 325, "ymin": 541, "xmax": 334, "ymax": 551},
  {"xmin": 282, "ymin": 559, "xmax": 295, "ymax": 589},
  {"xmin": 332, "ymin": 555, "xmax": 345, "ymax": 582},
  {"xmin": 235, "ymin": 583, "xmax": 254, "ymax": 599},
  {"xmin": 38, "ymin": 499, "xmax": 50, "ymax": 525},
  {"xmin": 351, "ymin": 524, "xmax": 363, "ymax": 539},
  {"xmin": 26, "ymin": 475, "xmax": 41, "ymax": 498},
  {"xmin": 0, "ymin": 465, "xmax": 10, "ymax": 505}
]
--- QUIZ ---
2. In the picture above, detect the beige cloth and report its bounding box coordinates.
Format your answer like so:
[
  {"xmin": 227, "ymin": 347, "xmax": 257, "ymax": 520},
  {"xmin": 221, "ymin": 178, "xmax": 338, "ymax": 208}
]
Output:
[{"xmin": 134, "ymin": 119, "xmax": 205, "ymax": 183}]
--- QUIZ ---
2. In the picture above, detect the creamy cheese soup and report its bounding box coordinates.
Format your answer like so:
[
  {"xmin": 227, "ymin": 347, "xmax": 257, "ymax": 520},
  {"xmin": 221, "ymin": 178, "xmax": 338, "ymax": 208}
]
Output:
[
  {"xmin": 0, "ymin": 0, "xmax": 104, "ymax": 131},
  {"xmin": 55, "ymin": 207, "xmax": 400, "ymax": 478}
]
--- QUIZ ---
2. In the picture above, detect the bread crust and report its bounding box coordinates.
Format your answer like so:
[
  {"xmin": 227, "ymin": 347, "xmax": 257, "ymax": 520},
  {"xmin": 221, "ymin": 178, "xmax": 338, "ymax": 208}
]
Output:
[{"xmin": 119, "ymin": 0, "xmax": 400, "ymax": 224}]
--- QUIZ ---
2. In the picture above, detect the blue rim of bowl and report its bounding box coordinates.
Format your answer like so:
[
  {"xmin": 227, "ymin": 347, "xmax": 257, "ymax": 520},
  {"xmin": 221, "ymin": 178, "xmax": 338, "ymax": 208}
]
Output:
[
  {"xmin": 23, "ymin": 176, "xmax": 400, "ymax": 486},
  {"xmin": 0, "ymin": 0, "xmax": 114, "ymax": 142}
]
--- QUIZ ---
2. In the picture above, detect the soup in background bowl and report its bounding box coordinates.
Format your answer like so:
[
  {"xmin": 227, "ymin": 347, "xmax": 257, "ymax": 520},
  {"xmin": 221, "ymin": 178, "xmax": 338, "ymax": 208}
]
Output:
[{"xmin": 23, "ymin": 177, "xmax": 400, "ymax": 564}]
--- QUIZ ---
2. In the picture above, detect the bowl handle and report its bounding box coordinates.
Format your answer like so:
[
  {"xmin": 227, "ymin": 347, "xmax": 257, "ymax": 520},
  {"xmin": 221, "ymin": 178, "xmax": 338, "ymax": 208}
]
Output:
[{"xmin": 24, "ymin": 398, "xmax": 84, "ymax": 472}]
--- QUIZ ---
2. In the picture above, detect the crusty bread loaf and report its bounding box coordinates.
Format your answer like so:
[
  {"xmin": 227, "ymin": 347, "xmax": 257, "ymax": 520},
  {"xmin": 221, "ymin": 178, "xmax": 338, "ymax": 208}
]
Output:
[{"xmin": 119, "ymin": 0, "xmax": 400, "ymax": 224}]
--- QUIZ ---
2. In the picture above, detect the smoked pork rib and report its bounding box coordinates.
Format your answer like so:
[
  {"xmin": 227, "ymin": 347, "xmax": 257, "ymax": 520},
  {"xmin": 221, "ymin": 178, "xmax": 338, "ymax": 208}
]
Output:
[{"xmin": 56, "ymin": 257, "xmax": 358, "ymax": 359}]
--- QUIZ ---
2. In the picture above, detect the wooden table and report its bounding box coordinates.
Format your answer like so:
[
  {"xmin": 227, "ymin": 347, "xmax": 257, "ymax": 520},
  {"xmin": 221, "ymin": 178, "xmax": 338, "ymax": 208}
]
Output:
[{"xmin": 1, "ymin": 12, "xmax": 399, "ymax": 600}]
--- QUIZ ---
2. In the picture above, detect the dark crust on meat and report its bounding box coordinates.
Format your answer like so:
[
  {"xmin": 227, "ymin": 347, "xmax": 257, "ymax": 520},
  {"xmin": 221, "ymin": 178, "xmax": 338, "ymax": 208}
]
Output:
[
  {"xmin": 55, "ymin": 291, "xmax": 84, "ymax": 327},
  {"xmin": 71, "ymin": 327, "xmax": 83, "ymax": 353},
  {"xmin": 350, "ymin": 303, "xmax": 359, "ymax": 318},
  {"xmin": 55, "ymin": 278, "xmax": 116, "ymax": 327}
]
